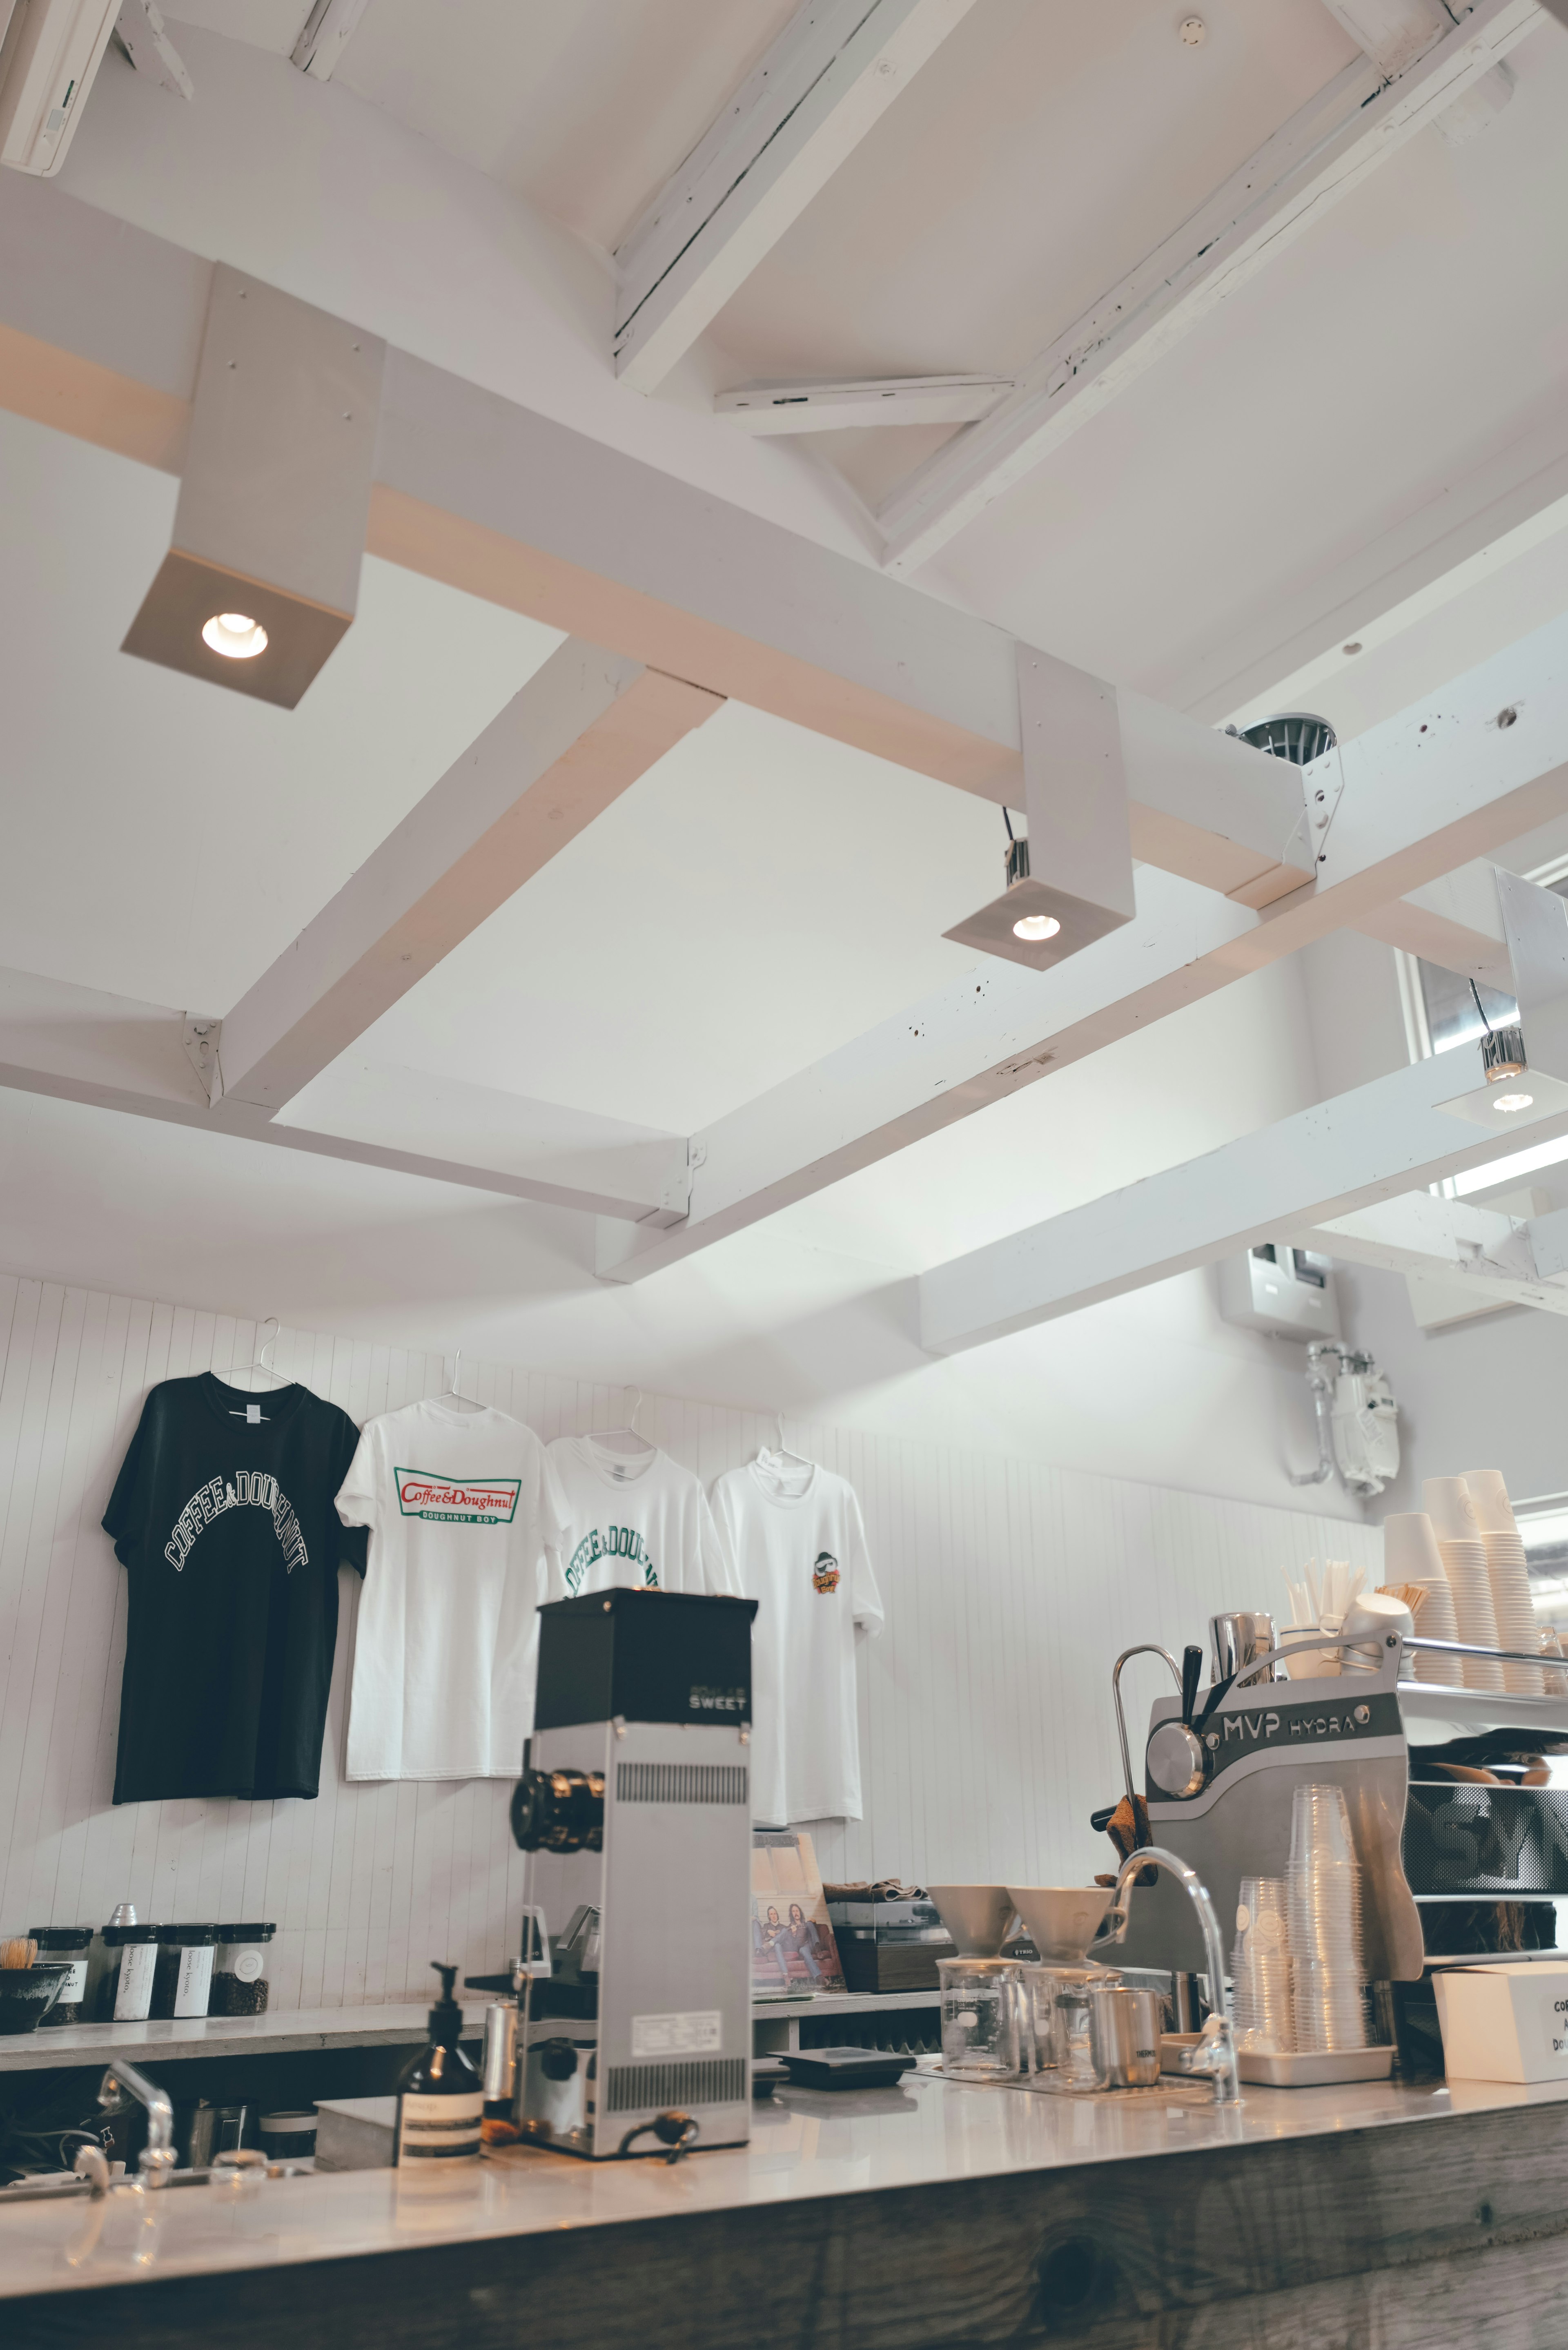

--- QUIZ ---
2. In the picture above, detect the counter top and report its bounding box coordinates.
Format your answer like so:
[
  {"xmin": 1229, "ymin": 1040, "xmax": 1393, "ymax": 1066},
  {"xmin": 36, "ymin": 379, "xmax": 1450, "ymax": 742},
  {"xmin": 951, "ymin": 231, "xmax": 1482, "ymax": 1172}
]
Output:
[
  {"xmin": 4, "ymin": 2061, "xmax": 1566, "ymax": 2306},
  {"xmin": 0, "ymin": 2002, "xmax": 497, "ymax": 2072}
]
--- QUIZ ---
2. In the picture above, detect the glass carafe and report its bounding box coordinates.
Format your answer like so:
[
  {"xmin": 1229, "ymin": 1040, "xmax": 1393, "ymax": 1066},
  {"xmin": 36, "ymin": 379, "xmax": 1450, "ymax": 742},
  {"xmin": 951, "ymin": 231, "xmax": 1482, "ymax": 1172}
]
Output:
[{"xmin": 938, "ymin": 1957, "xmax": 1025, "ymax": 2078}]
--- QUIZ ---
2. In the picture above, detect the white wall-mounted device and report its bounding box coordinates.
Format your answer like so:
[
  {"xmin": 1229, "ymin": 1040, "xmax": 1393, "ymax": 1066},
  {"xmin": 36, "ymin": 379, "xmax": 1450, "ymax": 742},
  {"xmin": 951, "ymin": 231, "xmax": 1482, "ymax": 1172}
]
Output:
[{"xmin": 1219, "ymin": 1243, "xmax": 1341, "ymax": 1342}]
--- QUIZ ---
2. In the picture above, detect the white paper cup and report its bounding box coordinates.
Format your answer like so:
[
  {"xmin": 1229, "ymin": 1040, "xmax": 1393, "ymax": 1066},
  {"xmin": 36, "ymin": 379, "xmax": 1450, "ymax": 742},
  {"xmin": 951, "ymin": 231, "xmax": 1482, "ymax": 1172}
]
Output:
[
  {"xmin": 1382, "ymin": 1513, "xmax": 1446, "ymax": 1585},
  {"xmin": 1461, "ymin": 1469, "xmax": 1518, "ymax": 1536},
  {"xmin": 1424, "ymin": 1476, "xmax": 1480, "ymax": 1540}
]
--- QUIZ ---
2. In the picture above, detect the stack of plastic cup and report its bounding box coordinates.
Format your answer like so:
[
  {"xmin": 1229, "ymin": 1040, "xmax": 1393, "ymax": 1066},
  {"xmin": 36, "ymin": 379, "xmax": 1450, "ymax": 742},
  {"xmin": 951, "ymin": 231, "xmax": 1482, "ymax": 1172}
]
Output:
[
  {"xmin": 1423, "ymin": 1477, "xmax": 1504, "ymax": 1692},
  {"xmin": 1230, "ymin": 1875, "xmax": 1294, "ymax": 2052},
  {"xmin": 1463, "ymin": 1468, "xmax": 1543, "ymax": 1697},
  {"xmin": 1287, "ymin": 1783, "xmax": 1370, "ymax": 2052},
  {"xmin": 1380, "ymin": 1513, "xmax": 1462, "ymax": 1687}
]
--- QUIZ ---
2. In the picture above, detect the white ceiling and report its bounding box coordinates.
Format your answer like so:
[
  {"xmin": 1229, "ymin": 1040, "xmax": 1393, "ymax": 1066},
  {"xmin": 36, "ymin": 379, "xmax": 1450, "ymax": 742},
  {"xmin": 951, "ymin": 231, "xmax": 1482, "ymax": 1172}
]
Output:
[{"xmin": 3, "ymin": 0, "xmax": 1567, "ymax": 1373}]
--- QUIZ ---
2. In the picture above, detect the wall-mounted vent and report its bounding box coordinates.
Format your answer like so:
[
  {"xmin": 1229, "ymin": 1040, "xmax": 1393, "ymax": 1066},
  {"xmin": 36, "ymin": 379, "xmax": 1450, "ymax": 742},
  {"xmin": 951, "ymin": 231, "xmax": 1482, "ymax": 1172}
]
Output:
[
  {"xmin": 616, "ymin": 1762, "xmax": 747, "ymax": 1806},
  {"xmin": 605, "ymin": 2058, "xmax": 746, "ymax": 2114}
]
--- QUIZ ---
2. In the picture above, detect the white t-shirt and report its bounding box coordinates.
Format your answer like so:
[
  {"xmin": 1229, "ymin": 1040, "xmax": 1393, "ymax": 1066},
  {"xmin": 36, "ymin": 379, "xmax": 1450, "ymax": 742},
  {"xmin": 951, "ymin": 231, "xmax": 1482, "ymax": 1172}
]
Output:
[
  {"xmin": 546, "ymin": 1437, "xmax": 737, "ymax": 1600},
  {"xmin": 710, "ymin": 1452, "xmax": 883, "ymax": 1826},
  {"xmin": 335, "ymin": 1400, "xmax": 568, "ymax": 1781}
]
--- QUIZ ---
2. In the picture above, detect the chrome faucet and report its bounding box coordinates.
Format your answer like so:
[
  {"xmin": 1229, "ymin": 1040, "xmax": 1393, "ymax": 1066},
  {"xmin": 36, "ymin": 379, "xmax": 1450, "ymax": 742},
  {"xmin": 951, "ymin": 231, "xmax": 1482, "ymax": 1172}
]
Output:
[
  {"xmin": 96, "ymin": 2056, "xmax": 176, "ymax": 2186},
  {"xmin": 1089, "ymin": 1844, "xmax": 1242, "ymax": 2106}
]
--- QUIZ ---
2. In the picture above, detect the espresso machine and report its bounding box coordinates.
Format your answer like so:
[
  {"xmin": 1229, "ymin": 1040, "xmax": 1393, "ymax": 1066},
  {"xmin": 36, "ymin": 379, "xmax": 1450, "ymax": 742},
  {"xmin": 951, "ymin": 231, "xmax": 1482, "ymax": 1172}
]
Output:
[{"xmin": 495, "ymin": 1587, "xmax": 757, "ymax": 2160}]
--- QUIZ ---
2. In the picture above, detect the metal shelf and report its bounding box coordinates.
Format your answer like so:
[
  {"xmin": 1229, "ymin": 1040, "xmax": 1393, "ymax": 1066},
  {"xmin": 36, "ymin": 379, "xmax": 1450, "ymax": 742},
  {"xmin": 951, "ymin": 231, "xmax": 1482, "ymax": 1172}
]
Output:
[{"xmin": 1398, "ymin": 1683, "xmax": 1568, "ymax": 1734}]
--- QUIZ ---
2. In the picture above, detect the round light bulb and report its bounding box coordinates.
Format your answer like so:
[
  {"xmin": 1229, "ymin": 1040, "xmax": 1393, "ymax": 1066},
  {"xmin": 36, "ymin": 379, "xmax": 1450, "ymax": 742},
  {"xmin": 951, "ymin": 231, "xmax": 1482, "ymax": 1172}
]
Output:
[
  {"xmin": 1492, "ymin": 1092, "xmax": 1534, "ymax": 1114},
  {"xmin": 202, "ymin": 611, "xmax": 268, "ymax": 660},
  {"xmin": 1012, "ymin": 914, "xmax": 1061, "ymax": 943}
]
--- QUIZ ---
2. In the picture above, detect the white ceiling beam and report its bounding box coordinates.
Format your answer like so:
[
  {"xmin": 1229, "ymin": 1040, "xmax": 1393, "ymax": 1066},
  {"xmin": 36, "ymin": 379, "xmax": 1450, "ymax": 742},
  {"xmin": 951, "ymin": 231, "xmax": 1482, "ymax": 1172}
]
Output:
[
  {"xmin": 1319, "ymin": 0, "xmax": 1516, "ymax": 146},
  {"xmin": 113, "ymin": 3, "xmax": 194, "ymax": 100},
  {"xmin": 1354, "ymin": 859, "xmax": 1516, "ymax": 987},
  {"xmin": 291, "ymin": 0, "xmax": 370, "ymax": 81},
  {"xmin": 715, "ymin": 376, "xmax": 1010, "ymax": 434},
  {"xmin": 0, "ymin": 174, "xmax": 1342, "ymax": 901},
  {"xmin": 918, "ymin": 1046, "xmax": 1568, "ymax": 1355},
  {"xmin": 612, "ymin": 0, "xmax": 980, "ymax": 393},
  {"xmin": 1293, "ymin": 1192, "xmax": 1568, "ymax": 1315},
  {"xmin": 1189, "ymin": 406, "xmax": 1568, "ymax": 727},
  {"xmin": 599, "ymin": 613, "xmax": 1568, "ymax": 1283},
  {"xmin": 876, "ymin": 0, "xmax": 1545, "ymax": 577},
  {"xmin": 216, "ymin": 639, "xmax": 723, "ymax": 1116},
  {"xmin": 0, "ymin": 966, "xmax": 691, "ymax": 1221}
]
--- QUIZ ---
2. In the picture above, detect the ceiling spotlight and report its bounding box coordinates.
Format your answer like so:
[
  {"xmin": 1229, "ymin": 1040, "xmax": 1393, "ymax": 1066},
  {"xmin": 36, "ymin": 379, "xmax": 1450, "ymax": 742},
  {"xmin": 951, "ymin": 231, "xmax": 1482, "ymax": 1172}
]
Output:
[
  {"xmin": 1492, "ymin": 1093, "xmax": 1534, "ymax": 1115},
  {"xmin": 1013, "ymin": 914, "xmax": 1061, "ymax": 942},
  {"xmin": 202, "ymin": 611, "xmax": 269, "ymax": 660}
]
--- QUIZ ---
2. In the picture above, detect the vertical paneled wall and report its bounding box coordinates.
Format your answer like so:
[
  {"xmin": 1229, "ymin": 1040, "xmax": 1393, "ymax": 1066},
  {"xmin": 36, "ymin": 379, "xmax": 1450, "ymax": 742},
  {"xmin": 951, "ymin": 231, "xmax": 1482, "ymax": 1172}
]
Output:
[{"xmin": 0, "ymin": 1276, "xmax": 1381, "ymax": 2009}]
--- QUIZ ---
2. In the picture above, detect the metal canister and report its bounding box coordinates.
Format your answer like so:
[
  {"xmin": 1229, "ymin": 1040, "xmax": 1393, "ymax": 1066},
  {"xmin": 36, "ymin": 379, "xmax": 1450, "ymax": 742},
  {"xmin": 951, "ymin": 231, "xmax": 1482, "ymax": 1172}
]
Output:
[
  {"xmin": 1211, "ymin": 1611, "xmax": 1278, "ymax": 1685},
  {"xmin": 481, "ymin": 1998, "xmax": 520, "ymax": 2109},
  {"xmin": 1087, "ymin": 1984, "xmax": 1163, "ymax": 2088}
]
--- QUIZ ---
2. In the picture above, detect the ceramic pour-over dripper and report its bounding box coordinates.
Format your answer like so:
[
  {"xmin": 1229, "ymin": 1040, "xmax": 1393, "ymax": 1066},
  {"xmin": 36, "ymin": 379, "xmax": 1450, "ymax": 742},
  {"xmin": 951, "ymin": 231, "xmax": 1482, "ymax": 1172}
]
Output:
[
  {"xmin": 1005, "ymin": 1886, "xmax": 1112, "ymax": 1964},
  {"xmin": 926, "ymin": 1886, "xmax": 1018, "ymax": 1957}
]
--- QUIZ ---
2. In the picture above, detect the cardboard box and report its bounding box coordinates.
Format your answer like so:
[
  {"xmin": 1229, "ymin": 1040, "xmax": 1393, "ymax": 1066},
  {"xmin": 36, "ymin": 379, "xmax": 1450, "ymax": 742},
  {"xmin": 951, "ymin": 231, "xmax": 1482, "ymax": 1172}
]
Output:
[{"xmin": 1432, "ymin": 1963, "xmax": 1568, "ymax": 2084}]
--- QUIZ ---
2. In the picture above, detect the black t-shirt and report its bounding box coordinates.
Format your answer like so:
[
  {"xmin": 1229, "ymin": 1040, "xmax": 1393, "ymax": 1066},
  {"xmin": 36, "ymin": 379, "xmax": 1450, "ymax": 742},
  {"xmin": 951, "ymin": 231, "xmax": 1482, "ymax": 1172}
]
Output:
[{"xmin": 102, "ymin": 1374, "xmax": 368, "ymax": 1803}]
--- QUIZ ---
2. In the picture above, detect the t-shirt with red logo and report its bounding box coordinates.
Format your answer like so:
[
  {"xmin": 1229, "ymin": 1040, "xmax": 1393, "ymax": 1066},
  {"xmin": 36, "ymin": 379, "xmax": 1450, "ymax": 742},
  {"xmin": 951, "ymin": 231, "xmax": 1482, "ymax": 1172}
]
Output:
[
  {"xmin": 710, "ymin": 1453, "xmax": 882, "ymax": 1827},
  {"xmin": 335, "ymin": 1399, "xmax": 568, "ymax": 1780}
]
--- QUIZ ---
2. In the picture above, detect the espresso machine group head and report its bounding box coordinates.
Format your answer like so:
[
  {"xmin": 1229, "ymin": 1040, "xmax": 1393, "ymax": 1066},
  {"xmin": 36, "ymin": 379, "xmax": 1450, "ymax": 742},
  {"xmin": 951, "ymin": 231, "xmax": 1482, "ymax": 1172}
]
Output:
[{"xmin": 508, "ymin": 1587, "xmax": 757, "ymax": 2160}]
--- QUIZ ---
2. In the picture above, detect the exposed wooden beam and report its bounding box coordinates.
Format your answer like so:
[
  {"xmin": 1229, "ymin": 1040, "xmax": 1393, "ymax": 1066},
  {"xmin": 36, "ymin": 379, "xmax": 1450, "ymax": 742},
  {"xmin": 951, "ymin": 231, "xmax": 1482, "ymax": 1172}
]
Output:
[
  {"xmin": 1294, "ymin": 1193, "xmax": 1568, "ymax": 1315},
  {"xmin": 291, "ymin": 0, "xmax": 370, "ymax": 81},
  {"xmin": 715, "ymin": 376, "xmax": 1010, "ymax": 434},
  {"xmin": 876, "ymin": 0, "xmax": 1545, "ymax": 578},
  {"xmin": 0, "ymin": 174, "xmax": 1338, "ymax": 901},
  {"xmin": 216, "ymin": 640, "xmax": 723, "ymax": 1115},
  {"xmin": 0, "ymin": 966, "xmax": 692, "ymax": 1222},
  {"xmin": 918, "ymin": 1047, "xmax": 1568, "ymax": 1356},
  {"xmin": 599, "ymin": 613, "xmax": 1568, "ymax": 1283},
  {"xmin": 612, "ymin": 0, "xmax": 979, "ymax": 392},
  {"xmin": 1354, "ymin": 860, "xmax": 1516, "ymax": 988},
  {"xmin": 1319, "ymin": 0, "xmax": 1517, "ymax": 146}
]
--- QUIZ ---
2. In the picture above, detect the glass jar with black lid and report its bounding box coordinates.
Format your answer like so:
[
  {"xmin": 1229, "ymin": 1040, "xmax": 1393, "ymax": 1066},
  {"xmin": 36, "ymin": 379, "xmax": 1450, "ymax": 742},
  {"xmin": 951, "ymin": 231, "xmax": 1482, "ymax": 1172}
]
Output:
[
  {"xmin": 27, "ymin": 1927, "xmax": 93, "ymax": 2027},
  {"xmin": 98, "ymin": 1923, "xmax": 161, "ymax": 2022},
  {"xmin": 151, "ymin": 1925, "xmax": 219, "ymax": 2020},
  {"xmin": 211, "ymin": 1924, "xmax": 276, "ymax": 2016}
]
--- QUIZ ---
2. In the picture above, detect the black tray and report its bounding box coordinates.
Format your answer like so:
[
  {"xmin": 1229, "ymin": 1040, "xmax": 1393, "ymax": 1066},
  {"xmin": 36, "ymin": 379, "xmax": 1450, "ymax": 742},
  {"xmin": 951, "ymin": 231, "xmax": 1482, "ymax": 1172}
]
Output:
[{"xmin": 779, "ymin": 2047, "xmax": 915, "ymax": 2090}]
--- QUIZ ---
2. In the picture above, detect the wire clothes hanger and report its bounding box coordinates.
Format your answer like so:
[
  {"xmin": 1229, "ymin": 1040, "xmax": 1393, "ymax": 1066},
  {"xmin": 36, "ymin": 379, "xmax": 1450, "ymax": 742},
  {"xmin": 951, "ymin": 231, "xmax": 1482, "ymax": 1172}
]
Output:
[
  {"xmin": 437, "ymin": 1349, "xmax": 486, "ymax": 1416},
  {"xmin": 758, "ymin": 1410, "xmax": 813, "ymax": 1483},
  {"xmin": 223, "ymin": 1317, "xmax": 289, "ymax": 1418},
  {"xmin": 590, "ymin": 1386, "xmax": 657, "ymax": 1459}
]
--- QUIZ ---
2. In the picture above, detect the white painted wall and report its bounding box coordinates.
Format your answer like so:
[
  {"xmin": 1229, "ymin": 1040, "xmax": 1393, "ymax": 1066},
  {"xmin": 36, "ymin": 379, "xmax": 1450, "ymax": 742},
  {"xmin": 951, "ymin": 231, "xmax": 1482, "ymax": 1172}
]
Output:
[
  {"xmin": 0, "ymin": 1273, "xmax": 1379, "ymax": 2004},
  {"xmin": 1343, "ymin": 1263, "xmax": 1568, "ymax": 1516},
  {"xmin": 0, "ymin": 945, "xmax": 1366, "ymax": 1521}
]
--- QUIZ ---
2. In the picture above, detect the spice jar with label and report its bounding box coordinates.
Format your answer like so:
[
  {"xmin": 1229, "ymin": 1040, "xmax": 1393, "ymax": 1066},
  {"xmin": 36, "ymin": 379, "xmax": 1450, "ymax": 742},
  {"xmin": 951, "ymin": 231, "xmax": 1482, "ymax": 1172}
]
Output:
[
  {"xmin": 98, "ymin": 1922, "xmax": 161, "ymax": 2021},
  {"xmin": 151, "ymin": 1925, "xmax": 218, "ymax": 2020},
  {"xmin": 211, "ymin": 1923, "xmax": 275, "ymax": 2016},
  {"xmin": 28, "ymin": 1927, "xmax": 93, "ymax": 2027}
]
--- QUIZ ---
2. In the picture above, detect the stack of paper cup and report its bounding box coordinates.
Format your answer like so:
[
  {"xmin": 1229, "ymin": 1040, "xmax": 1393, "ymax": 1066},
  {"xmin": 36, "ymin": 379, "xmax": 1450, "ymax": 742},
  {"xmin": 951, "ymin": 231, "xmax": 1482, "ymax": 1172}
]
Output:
[
  {"xmin": 1287, "ymin": 1783, "xmax": 1370, "ymax": 2052},
  {"xmin": 1381, "ymin": 1514, "xmax": 1463, "ymax": 1687},
  {"xmin": 1231, "ymin": 1875, "xmax": 1294, "ymax": 2052},
  {"xmin": 1463, "ymin": 1468, "xmax": 1544, "ymax": 1697},
  {"xmin": 1423, "ymin": 1477, "xmax": 1504, "ymax": 1692}
]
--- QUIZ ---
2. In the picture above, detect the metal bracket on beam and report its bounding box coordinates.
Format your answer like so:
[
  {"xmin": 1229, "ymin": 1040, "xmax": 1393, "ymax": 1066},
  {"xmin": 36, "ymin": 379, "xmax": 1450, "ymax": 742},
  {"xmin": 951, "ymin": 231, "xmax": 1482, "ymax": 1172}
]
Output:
[
  {"xmin": 636, "ymin": 1146, "xmax": 693, "ymax": 1230},
  {"xmin": 182, "ymin": 1014, "xmax": 222, "ymax": 1104}
]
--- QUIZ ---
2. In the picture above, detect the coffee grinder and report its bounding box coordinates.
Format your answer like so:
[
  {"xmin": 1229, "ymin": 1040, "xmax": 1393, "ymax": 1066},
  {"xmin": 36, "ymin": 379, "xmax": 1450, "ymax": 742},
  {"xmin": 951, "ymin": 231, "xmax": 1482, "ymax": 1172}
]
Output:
[{"xmin": 505, "ymin": 1587, "xmax": 757, "ymax": 2159}]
